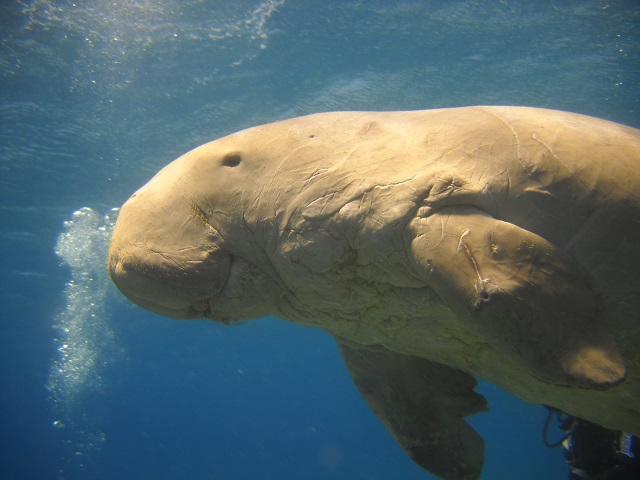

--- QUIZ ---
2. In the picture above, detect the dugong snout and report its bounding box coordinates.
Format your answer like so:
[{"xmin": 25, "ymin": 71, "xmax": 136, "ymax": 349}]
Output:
[
  {"xmin": 107, "ymin": 185, "xmax": 233, "ymax": 319},
  {"xmin": 108, "ymin": 231, "xmax": 282, "ymax": 322},
  {"xmin": 108, "ymin": 181, "xmax": 282, "ymax": 322},
  {"xmin": 108, "ymin": 240, "xmax": 231, "ymax": 319}
]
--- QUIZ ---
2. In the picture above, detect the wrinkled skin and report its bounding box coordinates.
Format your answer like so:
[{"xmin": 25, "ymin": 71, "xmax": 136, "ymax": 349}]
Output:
[{"xmin": 108, "ymin": 107, "xmax": 640, "ymax": 480}]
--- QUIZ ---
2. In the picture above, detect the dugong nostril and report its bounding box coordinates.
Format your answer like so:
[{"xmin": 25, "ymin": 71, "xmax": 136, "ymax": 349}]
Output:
[{"xmin": 221, "ymin": 152, "xmax": 241, "ymax": 167}]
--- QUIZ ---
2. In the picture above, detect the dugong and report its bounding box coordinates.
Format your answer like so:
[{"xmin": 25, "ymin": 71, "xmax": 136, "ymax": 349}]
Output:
[{"xmin": 108, "ymin": 106, "xmax": 640, "ymax": 480}]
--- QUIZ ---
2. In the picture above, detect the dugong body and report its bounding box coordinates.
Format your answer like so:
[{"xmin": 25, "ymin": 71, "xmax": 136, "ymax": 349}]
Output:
[{"xmin": 108, "ymin": 107, "xmax": 640, "ymax": 480}]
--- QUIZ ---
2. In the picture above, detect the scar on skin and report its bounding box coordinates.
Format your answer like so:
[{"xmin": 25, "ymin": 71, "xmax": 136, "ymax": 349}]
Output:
[{"xmin": 188, "ymin": 198, "xmax": 215, "ymax": 229}]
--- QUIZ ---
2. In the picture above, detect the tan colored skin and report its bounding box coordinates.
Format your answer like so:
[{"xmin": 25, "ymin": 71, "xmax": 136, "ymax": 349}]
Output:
[{"xmin": 108, "ymin": 107, "xmax": 640, "ymax": 458}]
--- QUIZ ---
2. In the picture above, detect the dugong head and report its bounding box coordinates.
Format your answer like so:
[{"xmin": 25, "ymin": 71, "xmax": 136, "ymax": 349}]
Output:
[{"xmin": 108, "ymin": 132, "xmax": 282, "ymax": 321}]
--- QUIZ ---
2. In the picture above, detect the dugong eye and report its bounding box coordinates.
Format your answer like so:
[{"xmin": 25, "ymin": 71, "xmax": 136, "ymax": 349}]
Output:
[{"xmin": 221, "ymin": 152, "xmax": 242, "ymax": 168}]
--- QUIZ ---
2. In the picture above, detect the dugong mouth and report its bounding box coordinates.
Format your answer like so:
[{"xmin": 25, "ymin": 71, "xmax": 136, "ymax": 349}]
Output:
[{"xmin": 107, "ymin": 244, "xmax": 232, "ymax": 319}]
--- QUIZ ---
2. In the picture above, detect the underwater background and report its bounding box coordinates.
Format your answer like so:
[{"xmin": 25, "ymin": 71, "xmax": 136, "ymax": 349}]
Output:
[{"xmin": 1, "ymin": 1, "xmax": 639, "ymax": 479}]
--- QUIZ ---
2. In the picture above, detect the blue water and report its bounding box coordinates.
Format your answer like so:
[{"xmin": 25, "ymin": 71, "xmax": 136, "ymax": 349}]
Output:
[{"xmin": 1, "ymin": 1, "xmax": 638, "ymax": 479}]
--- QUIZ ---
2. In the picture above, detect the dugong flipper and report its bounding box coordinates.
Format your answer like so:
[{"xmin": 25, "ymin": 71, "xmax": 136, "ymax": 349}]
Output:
[
  {"xmin": 407, "ymin": 205, "xmax": 625, "ymax": 389},
  {"xmin": 337, "ymin": 338, "xmax": 487, "ymax": 480}
]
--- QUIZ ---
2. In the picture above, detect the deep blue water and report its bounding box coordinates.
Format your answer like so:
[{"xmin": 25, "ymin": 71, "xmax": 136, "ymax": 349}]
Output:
[{"xmin": 1, "ymin": 1, "xmax": 639, "ymax": 479}]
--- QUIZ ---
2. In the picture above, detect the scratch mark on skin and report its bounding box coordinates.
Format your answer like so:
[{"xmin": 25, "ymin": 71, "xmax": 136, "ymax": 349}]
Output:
[
  {"xmin": 457, "ymin": 228, "xmax": 471, "ymax": 252},
  {"xmin": 146, "ymin": 247, "xmax": 185, "ymax": 271},
  {"xmin": 563, "ymin": 206, "xmax": 603, "ymax": 252},
  {"xmin": 455, "ymin": 230, "xmax": 486, "ymax": 291},
  {"xmin": 504, "ymin": 170, "xmax": 511, "ymax": 203},
  {"xmin": 267, "ymin": 143, "xmax": 315, "ymax": 197},
  {"xmin": 478, "ymin": 107, "xmax": 528, "ymax": 171},
  {"xmin": 531, "ymin": 133, "xmax": 590, "ymax": 192},
  {"xmin": 442, "ymin": 225, "xmax": 491, "ymax": 308},
  {"xmin": 301, "ymin": 168, "xmax": 329, "ymax": 192},
  {"xmin": 189, "ymin": 198, "xmax": 214, "ymax": 228},
  {"xmin": 188, "ymin": 198, "xmax": 227, "ymax": 242},
  {"xmin": 276, "ymin": 143, "xmax": 313, "ymax": 175},
  {"xmin": 307, "ymin": 190, "xmax": 342, "ymax": 216},
  {"xmin": 264, "ymin": 132, "xmax": 288, "ymax": 148},
  {"xmin": 339, "ymin": 145, "xmax": 360, "ymax": 167}
]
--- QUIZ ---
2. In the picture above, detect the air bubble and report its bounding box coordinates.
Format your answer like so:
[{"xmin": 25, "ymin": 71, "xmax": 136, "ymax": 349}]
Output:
[{"xmin": 48, "ymin": 207, "xmax": 123, "ymax": 464}]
